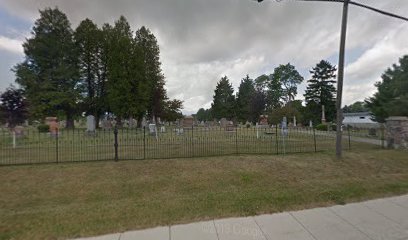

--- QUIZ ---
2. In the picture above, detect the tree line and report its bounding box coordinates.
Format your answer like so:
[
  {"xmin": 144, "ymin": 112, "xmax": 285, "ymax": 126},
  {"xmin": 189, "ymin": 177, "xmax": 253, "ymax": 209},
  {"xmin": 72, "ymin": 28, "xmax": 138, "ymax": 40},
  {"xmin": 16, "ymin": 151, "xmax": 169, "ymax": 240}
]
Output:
[
  {"xmin": 197, "ymin": 60, "xmax": 338, "ymax": 125},
  {"xmin": 196, "ymin": 56, "xmax": 408, "ymax": 125},
  {"xmin": 6, "ymin": 8, "xmax": 182, "ymax": 129}
]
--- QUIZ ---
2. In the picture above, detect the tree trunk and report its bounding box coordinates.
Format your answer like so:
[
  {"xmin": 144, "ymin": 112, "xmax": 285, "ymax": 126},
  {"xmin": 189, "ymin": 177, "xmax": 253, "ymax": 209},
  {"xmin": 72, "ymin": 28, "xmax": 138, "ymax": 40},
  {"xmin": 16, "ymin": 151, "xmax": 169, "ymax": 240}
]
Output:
[
  {"xmin": 137, "ymin": 115, "xmax": 143, "ymax": 128},
  {"xmin": 66, "ymin": 113, "xmax": 75, "ymax": 129},
  {"xmin": 95, "ymin": 114, "xmax": 100, "ymax": 129}
]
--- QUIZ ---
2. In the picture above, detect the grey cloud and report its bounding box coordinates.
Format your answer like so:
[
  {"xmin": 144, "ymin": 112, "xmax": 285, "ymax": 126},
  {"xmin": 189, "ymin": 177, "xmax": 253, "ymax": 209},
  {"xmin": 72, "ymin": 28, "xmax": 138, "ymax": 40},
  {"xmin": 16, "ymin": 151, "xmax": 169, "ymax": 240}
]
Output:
[{"xmin": 1, "ymin": 0, "xmax": 408, "ymax": 112}]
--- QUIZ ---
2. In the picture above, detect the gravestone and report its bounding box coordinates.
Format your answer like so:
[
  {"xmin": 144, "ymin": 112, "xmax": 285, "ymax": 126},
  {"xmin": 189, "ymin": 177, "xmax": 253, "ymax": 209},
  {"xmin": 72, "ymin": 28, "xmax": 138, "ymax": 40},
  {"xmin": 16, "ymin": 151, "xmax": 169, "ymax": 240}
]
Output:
[
  {"xmin": 101, "ymin": 118, "xmax": 112, "ymax": 130},
  {"xmin": 149, "ymin": 124, "xmax": 157, "ymax": 136},
  {"xmin": 141, "ymin": 117, "xmax": 148, "ymax": 128},
  {"xmin": 281, "ymin": 117, "xmax": 288, "ymax": 136},
  {"xmin": 220, "ymin": 118, "xmax": 228, "ymax": 128},
  {"xmin": 309, "ymin": 120, "xmax": 313, "ymax": 128},
  {"xmin": 86, "ymin": 115, "xmax": 96, "ymax": 135},
  {"xmin": 183, "ymin": 116, "xmax": 194, "ymax": 128},
  {"xmin": 14, "ymin": 126, "xmax": 25, "ymax": 138},
  {"xmin": 259, "ymin": 115, "xmax": 268, "ymax": 126},
  {"xmin": 45, "ymin": 117, "xmax": 58, "ymax": 136}
]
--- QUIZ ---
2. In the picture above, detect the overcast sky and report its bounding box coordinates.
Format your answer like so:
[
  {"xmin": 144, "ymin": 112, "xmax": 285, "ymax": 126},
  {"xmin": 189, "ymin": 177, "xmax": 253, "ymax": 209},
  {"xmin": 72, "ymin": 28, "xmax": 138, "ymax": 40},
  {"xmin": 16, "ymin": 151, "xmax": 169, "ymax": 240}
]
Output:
[{"xmin": 0, "ymin": 0, "xmax": 407, "ymax": 114}]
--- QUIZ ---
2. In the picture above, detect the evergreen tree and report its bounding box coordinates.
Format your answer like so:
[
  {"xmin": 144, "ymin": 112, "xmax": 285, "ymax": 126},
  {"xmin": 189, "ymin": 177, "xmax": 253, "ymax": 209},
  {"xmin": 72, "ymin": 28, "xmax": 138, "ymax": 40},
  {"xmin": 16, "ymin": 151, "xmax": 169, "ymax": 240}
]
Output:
[
  {"xmin": 13, "ymin": 8, "xmax": 79, "ymax": 128},
  {"xmin": 75, "ymin": 19, "xmax": 105, "ymax": 127},
  {"xmin": 0, "ymin": 85, "xmax": 28, "ymax": 128},
  {"xmin": 211, "ymin": 76, "xmax": 236, "ymax": 120},
  {"xmin": 236, "ymin": 75, "xmax": 256, "ymax": 123},
  {"xmin": 366, "ymin": 55, "xmax": 408, "ymax": 122},
  {"xmin": 304, "ymin": 60, "xmax": 337, "ymax": 123},
  {"xmin": 249, "ymin": 90, "xmax": 266, "ymax": 123},
  {"xmin": 135, "ymin": 26, "xmax": 166, "ymax": 123},
  {"xmin": 196, "ymin": 108, "xmax": 212, "ymax": 122},
  {"xmin": 106, "ymin": 16, "xmax": 145, "ymax": 125}
]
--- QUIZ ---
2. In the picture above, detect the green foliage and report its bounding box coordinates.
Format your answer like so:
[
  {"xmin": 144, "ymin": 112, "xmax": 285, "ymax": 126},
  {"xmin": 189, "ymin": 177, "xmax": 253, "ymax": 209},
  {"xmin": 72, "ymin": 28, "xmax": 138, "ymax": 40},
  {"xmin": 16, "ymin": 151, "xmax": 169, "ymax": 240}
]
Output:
[
  {"xmin": 343, "ymin": 101, "xmax": 368, "ymax": 113},
  {"xmin": 236, "ymin": 75, "xmax": 256, "ymax": 123},
  {"xmin": 315, "ymin": 124, "xmax": 328, "ymax": 131},
  {"xmin": 211, "ymin": 76, "xmax": 236, "ymax": 120},
  {"xmin": 267, "ymin": 101, "xmax": 304, "ymax": 125},
  {"xmin": 37, "ymin": 124, "xmax": 50, "ymax": 133},
  {"xmin": 75, "ymin": 18, "xmax": 107, "ymax": 126},
  {"xmin": 266, "ymin": 63, "xmax": 303, "ymax": 109},
  {"xmin": 162, "ymin": 99, "xmax": 183, "ymax": 122},
  {"xmin": 196, "ymin": 108, "xmax": 212, "ymax": 122},
  {"xmin": 304, "ymin": 60, "xmax": 337, "ymax": 124},
  {"xmin": 0, "ymin": 85, "xmax": 28, "ymax": 128},
  {"xmin": 14, "ymin": 8, "xmax": 80, "ymax": 129},
  {"xmin": 136, "ymin": 26, "xmax": 167, "ymax": 122},
  {"xmin": 366, "ymin": 55, "xmax": 408, "ymax": 123}
]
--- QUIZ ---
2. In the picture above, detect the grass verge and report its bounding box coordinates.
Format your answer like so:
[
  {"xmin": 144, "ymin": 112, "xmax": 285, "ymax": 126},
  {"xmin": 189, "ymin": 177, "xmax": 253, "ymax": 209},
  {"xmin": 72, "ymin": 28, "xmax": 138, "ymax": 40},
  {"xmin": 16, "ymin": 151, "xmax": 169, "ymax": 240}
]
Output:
[{"xmin": 1, "ymin": 144, "xmax": 407, "ymax": 239}]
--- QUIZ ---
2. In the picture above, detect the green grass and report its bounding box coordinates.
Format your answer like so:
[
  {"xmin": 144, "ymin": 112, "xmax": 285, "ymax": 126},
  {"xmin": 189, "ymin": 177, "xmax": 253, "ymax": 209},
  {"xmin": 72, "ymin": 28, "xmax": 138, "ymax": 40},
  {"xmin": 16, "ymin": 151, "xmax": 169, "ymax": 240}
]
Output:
[{"xmin": 1, "ymin": 144, "xmax": 407, "ymax": 240}]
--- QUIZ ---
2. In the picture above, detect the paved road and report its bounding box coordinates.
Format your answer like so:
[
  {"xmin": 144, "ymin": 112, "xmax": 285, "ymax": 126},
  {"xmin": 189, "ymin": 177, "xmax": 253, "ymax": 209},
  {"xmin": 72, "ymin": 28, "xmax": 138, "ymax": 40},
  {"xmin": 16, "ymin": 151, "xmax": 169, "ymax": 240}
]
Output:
[{"xmin": 74, "ymin": 194, "xmax": 408, "ymax": 240}]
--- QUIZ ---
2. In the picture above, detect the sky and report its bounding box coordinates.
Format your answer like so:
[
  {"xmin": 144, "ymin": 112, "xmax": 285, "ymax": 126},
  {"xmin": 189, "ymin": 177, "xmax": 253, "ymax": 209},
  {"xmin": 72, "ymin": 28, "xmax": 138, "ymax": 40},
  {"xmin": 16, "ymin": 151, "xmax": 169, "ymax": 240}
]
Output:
[{"xmin": 0, "ymin": 0, "xmax": 407, "ymax": 115}]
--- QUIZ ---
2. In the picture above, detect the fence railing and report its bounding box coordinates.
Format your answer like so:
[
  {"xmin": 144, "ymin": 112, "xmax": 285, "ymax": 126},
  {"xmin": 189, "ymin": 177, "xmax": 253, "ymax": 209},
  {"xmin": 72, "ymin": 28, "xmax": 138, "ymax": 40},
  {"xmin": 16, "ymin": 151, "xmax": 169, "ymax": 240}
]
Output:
[{"xmin": 0, "ymin": 125, "xmax": 372, "ymax": 166}]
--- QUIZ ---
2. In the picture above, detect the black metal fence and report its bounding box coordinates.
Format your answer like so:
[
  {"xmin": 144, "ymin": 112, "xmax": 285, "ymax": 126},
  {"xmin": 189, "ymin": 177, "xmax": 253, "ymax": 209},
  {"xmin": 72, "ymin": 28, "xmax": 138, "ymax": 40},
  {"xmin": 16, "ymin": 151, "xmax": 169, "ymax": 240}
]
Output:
[{"xmin": 0, "ymin": 125, "xmax": 376, "ymax": 166}]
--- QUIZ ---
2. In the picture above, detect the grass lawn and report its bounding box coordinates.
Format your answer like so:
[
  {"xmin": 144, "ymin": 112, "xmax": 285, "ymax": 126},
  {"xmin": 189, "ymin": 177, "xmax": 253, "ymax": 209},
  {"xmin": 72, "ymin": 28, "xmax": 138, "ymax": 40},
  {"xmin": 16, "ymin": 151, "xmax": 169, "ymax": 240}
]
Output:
[{"xmin": 1, "ymin": 144, "xmax": 407, "ymax": 240}]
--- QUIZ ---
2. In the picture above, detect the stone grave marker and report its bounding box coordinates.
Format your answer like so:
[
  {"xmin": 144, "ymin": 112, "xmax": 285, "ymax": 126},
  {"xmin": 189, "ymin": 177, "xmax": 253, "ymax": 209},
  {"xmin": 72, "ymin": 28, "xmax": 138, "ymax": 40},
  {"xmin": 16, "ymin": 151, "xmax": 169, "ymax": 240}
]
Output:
[{"xmin": 86, "ymin": 115, "xmax": 96, "ymax": 135}]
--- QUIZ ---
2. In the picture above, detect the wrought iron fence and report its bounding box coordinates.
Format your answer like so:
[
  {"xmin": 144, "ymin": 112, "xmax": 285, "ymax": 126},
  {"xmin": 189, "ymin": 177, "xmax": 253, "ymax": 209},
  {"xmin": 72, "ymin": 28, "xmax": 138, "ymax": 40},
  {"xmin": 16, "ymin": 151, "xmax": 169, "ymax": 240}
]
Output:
[{"xmin": 0, "ymin": 125, "xmax": 370, "ymax": 166}]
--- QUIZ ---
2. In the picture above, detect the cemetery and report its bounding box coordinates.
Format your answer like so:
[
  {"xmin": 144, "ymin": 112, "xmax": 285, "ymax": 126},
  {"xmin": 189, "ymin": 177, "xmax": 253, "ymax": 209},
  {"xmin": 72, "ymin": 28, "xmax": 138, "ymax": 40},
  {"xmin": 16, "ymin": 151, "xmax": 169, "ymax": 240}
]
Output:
[{"xmin": 0, "ymin": 114, "xmax": 363, "ymax": 165}]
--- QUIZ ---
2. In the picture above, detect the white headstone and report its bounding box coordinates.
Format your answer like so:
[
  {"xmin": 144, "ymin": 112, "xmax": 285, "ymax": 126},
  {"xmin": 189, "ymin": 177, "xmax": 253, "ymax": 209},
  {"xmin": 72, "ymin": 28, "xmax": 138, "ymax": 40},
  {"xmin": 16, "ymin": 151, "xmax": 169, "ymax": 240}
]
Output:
[
  {"xmin": 86, "ymin": 115, "xmax": 95, "ymax": 132},
  {"xmin": 309, "ymin": 120, "xmax": 313, "ymax": 128},
  {"xmin": 293, "ymin": 116, "xmax": 297, "ymax": 127},
  {"xmin": 149, "ymin": 124, "xmax": 156, "ymax": 135},
  {"xmin": 281, "ymin": 117, "xmax": 288, "ymax": 136}
]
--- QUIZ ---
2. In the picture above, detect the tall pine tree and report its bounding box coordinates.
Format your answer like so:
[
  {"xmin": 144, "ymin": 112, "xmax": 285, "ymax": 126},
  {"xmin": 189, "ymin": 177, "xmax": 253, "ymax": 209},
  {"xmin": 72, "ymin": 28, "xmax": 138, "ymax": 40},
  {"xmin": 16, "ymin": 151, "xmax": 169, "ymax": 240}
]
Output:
[
  {"xmin": 304, "ymin": 60, "xmax": 337, "ymax": 123},
  {"xmin": 366, "ymin": 55, "xmax": 408, "ymax": 122},
  {"xmin": 14, "ymin": 8, "xmax": 79, "ymax": 128},
  {"xmin": 135, "ymin": 26, "xmax": 167, "ymax": 123},
  {"xmin": 236, "ymin": 75, "xmax": 256, "ymax": 123},
  {"xmin": 211, "ymin": 76, "xmax": 236, "ymax": 120},
  {"xmin": 75, "ymin": 19, "xmax": 105, "ymax": 126}
]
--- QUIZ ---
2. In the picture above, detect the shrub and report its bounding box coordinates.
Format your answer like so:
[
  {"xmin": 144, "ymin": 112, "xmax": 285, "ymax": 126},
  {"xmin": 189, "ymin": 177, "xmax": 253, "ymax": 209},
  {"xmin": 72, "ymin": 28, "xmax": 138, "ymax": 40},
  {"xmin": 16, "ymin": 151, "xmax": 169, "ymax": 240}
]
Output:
[
  {"xmin": 37, "ymin": 124, "xmax": 49, "ymax": 133},
  {"xmin": 315, "ymin": 124, "xmax": 328, "ymax": 131}
]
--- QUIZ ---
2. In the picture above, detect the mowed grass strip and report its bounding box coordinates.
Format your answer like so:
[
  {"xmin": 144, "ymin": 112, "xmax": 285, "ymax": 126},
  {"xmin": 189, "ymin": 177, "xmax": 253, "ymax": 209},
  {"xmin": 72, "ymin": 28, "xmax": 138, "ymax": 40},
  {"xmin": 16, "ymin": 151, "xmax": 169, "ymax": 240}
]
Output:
[{"xmin": 1, "ymin": 145, "xmax": 407, "ymax": 240}]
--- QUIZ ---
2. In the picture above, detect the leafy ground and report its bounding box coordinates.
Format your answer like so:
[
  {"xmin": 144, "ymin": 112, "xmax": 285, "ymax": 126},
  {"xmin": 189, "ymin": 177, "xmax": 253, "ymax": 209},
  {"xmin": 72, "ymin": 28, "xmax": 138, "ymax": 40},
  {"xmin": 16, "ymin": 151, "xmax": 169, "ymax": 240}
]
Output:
[{"xmin": 1, "ymin": 144, "xmax": 407, "ymax": 240}]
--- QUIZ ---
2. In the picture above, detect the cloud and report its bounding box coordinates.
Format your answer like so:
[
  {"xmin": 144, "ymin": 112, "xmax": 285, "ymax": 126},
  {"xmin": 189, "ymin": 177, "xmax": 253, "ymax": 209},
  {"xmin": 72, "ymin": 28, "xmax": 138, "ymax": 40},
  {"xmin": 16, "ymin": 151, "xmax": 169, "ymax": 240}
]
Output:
[
  {"xmin": 1, "ymin": 0, "xmax": 408, "ymax": 113},
  {"xmin": 0, "ymin": 36, "xmax": 23, "ymax": 54}
]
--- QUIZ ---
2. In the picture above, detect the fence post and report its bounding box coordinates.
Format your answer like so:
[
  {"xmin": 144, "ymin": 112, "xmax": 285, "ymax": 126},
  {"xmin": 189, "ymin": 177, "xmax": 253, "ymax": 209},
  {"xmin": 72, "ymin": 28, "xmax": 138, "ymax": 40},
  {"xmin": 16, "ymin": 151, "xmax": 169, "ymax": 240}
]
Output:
[
  {"xmin": 313, "ymin": 127, "xmax": 317, "ymax": 152},
  {"xmin": 235, "ymin": 126, "xmax": 238, "ymax": 155},
  {"xmin": 56, "ymin": 128, "xmax": 59, "ymax": 163},
  {"xmin": 114, "ymin": 127, "xmax": 118, "ymax": 161},
  {"xmin": 191, "ymin": 125, "xmax": 194, "ymax": 157},
  {"xmin": 276, "ymin": 125, "xmax": 279, "ymax": 155},
  {"xmin": 381, "ymin": 124, "xmax": 385, "ymax": 149},
  {"xmin": 347, "ymin": 126, "xmax": 351, "ymax": 150},
  {"xmin": 143, "ymin": 126, "xmax": 146, "ymax": 159}
]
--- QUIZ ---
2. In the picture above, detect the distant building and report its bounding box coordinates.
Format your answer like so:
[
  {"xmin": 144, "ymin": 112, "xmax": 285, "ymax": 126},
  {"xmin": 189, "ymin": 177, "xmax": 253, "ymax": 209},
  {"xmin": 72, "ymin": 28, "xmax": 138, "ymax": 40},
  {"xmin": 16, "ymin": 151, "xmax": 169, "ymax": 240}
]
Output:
[{"xmin": 343, "ymin": 112, "xmax": 379, "ymax": 128}]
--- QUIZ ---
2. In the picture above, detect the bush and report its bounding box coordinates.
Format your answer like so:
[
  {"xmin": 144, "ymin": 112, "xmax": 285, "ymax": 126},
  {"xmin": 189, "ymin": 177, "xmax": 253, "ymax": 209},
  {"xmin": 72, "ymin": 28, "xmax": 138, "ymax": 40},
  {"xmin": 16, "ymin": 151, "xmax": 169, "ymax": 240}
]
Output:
[
  {"xmin": 37, "ymin": 124, "xmax": 49, "ymax": 133},
  {"xmin": 315, "ymin": 124, "xmax": 328, "ymax": 131}
]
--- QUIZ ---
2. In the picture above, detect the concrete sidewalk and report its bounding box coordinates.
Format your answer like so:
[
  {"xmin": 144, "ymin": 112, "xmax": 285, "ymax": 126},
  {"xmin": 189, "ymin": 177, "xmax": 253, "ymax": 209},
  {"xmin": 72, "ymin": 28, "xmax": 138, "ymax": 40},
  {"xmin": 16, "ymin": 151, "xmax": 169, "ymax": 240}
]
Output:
[{"xmin": 75, "ymin": 194, "xmax": 408, "ymax": 240}]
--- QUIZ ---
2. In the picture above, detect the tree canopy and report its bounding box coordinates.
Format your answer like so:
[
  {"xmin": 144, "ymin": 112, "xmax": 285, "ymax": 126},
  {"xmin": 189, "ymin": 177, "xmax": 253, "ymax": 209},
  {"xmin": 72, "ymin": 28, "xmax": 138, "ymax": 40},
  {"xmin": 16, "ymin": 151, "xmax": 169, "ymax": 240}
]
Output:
[
  {"xmin": 304, "ymin": 60, "xmax": 337, "ymax": 124},
  {"xmin": 211, "ymin": 76, "xmax": 236, "ymax": 120},
  {"xmin": 366, "ymin": 55, "xmax": 408, "ymax": 122},
  {"xmin": 0, "ymin": 85, "xmax": 28, "ymax": 128},
  {"xmin": 14, "ymin": 8, "xmax": 80, "ymax": 128}
]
